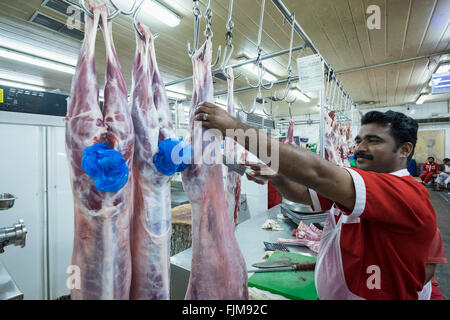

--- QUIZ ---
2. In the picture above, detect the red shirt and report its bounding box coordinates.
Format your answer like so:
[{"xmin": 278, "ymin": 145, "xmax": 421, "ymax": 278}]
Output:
[
  {"xmin": 427, "ymin": 228, "xmax": 447, "ymax": 300},
  {"xmin": 422, "ymin": 162, "xmax": 439, "ymax": 173},
  {"xmin": 310, "ymin": 168, "xmax": 437, "ymax": 299}
]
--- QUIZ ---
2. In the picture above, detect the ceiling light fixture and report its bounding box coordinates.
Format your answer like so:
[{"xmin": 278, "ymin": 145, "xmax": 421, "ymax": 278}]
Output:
[
  {"xmin": 416, "ymin": 94, "xmax": 428, "ymax": 105},
  {"xmin": 241, "ymin": 64, "xmax": 278, "ymax": 83},
  {"xmin": 0, "ymin": 36, "xmax": 78, "ymax": 66},
  {"xmin": 0, "ymin": 79, "xmax": 46, "ymax": 92},
  {"xmin": 0, "ymin": 47, "xmax": 76, "ymax": 74},
  {"xmin": 292, "ymin": 87, "xmax": 311, "ymax": 102},
  {"xmin": 0, "ymin": 72, "xmax": 44, "ymax": 87},
  {"xmin": 119, "ymin": 0, "xmax": 180, "ymax": 27}
]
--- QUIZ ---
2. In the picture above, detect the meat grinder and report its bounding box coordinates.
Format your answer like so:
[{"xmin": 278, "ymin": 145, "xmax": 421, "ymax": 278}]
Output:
[{"xmin": 0, "ymin": 193, "xmax": 27, "ymax": 300}]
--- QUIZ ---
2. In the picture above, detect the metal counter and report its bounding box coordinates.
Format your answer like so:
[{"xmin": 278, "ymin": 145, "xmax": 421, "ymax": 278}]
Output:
[
  {"xmin": 169, "ymin": 205, "xmax": 318, "ymax": 299},
  {"xmin": 0, "ymin": 261, "xmax": 23, "ymax": 300}
]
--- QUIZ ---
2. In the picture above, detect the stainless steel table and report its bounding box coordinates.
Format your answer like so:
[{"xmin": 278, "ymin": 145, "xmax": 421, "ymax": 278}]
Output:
[
  {"xmin": 169, "ymin": 205, "xmax": 317, "ymax": 299},
  {"xmin": 0, "ymin": 261, "xmax": 23, "ymax": 300}
]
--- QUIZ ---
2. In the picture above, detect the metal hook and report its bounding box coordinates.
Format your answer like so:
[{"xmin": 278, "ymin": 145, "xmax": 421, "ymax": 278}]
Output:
[
  {"xmin": 108, "ymin": 0, "xmax": 140, "ymax": 15},
  {"xmin": 132, "ymin": 0, "xmax": 157, "ymax": 41},
  {"xmin": 239, "ymin": 101, "xmax": 257, "ymax": 114},
  {"xmin": 188, "ymin": 0, "xmax": 202, "ymax": 57},
  {"xmin": 78, "ymin": 0, "xmax": 121, "ymax": 20},
  {"xmin": 262, "ymin": 96, "xmax": 279, "ymax": 117}
]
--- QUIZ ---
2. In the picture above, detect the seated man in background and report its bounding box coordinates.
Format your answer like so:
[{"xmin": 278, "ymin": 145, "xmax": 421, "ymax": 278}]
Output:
[
  {"xmin": 433, "ymin": 158, "xmax": 450, "ymax": 191},
  {"xmin": 420, "ymin": 157, "xmax": 439, "ymax": 186}
]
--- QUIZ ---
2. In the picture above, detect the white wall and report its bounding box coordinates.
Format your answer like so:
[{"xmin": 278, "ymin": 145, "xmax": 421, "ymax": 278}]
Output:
[
  {"xmin": 0, "ymin": 123, "xmax": 47, "ymax": 300},
  {"xmin": 361, "ymin": 100, "xmax": 450, "ymax": 158}
]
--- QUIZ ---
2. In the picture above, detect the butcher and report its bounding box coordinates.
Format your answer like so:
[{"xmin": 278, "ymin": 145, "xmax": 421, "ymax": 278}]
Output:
[{"xmin": 194, "ymin": 104, "xmax": 437, "ymax": 300}]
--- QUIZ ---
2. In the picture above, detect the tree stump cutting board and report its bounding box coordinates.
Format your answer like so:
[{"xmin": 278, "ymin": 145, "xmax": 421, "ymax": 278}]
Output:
[{"xmin": 171, "ymin": 203, "xmax": 192, "ymax": 256}]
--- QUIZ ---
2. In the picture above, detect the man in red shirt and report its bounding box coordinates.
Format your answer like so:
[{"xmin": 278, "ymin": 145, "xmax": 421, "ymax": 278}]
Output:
[
  {"xmin": 420, "ymin": 157, "xmax": 439, "ymax": 185},
  {"xmin": 195, "ymin": 105, "xmax": 437, "ymax": 299}
]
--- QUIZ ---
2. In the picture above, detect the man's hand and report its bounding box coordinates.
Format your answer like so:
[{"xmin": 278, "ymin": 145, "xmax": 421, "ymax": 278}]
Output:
[
  {"xmin": 244, "ymin": 161, "xmax": 278, "ymax": 185},
  {"xmin": 194, "ymin": 102, "xmax": 242, "ymax": 135}
]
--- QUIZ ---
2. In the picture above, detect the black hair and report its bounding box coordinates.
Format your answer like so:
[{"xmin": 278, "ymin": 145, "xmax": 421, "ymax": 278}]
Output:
[
  {"xmin": 443, "ymin": 158, "xmax": 450, "ymax": 163},
  {"xmin": 361, "ymin": 110, "xmax": 418, "ymax": 164},
  {"xmin": 428, "ymin": 157, "xmax": 435, "ymax": 161}
]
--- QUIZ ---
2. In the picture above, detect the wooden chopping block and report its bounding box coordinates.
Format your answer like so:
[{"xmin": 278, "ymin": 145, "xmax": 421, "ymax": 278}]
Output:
[{"xmin": 171, "ymin": 203, "xmax": 192, "ymax": 256}]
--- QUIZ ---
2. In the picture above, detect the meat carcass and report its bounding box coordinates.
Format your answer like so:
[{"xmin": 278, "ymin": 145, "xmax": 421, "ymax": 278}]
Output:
[
  {"xmin": 324, "ymin": 111, "xmax": 354, "ymax": 167},
  {"xmin": 224, "ymin": 67, "xmax": 247, "ymax": 228},
  {"xmin": 65, "ymin": 2, "xmax": 134, "ymax": 299},
  {"xmin": 130, "ymin": 23, "xmax": 175, "ymax": 300},
  {"xmin": 181, "ymin": 40, "xmax": 248, "ymax": 300},
  {"xmin": 287, "ymin": 119, "xmax": 296, "ymax": 145}
]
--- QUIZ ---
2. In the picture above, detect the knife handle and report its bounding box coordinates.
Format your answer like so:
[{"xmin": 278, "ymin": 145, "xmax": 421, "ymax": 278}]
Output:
[{"xmin": 293, "ymin": 262, "xmax": 316, "ymax": 271}]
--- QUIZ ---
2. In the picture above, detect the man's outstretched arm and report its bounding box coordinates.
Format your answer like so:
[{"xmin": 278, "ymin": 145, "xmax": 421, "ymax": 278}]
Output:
[{"xmin": 195, "ymin": 102, "xmax": 355, "ymax": 210}]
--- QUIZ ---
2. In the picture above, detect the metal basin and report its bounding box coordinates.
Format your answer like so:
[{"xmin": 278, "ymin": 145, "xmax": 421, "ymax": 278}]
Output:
[
  {"xmin": 0, "ymin": 193, "xmax": 17, "ymax": 211},
  {"xmin": 282, "ymin": 198, "xmax": 317, "ymax": 214}
]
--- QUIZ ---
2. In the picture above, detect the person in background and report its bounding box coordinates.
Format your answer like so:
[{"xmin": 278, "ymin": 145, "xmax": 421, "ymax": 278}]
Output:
[
  {"xmin": 433, "ymin": 158, "xmax": 450, "ymax": 191},
  {"xmin": 420, "ymin": 157, "xmax": 439, "ymax": 186},
  {"xmin": 267, "ymin": 181, "xmax": 281, "ymax": 209}
]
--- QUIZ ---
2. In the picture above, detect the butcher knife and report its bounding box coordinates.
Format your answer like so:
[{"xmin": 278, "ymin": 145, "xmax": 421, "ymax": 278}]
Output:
[
  {"xmin": 222, "ymin": 155, "xmax": 250, "ymax": 176},
  {"xmin": 247, "ymin": 261, "xmax": 316, "ymax": 273}
]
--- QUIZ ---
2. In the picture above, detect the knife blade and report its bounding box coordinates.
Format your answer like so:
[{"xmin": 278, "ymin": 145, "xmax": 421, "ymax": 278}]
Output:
[
  {"xmin": 222, "ymin": 155, "xmax": 250, "ymax": 176},
  {"xmin": 247, "ymin": 261, "xmax": 316, "ymax": 273}
]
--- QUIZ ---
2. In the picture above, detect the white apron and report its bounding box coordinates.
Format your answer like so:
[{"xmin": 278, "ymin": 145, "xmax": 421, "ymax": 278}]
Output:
[{"xmin": 315, "ymin": 208, "xmax": 431, "ymax": 300}]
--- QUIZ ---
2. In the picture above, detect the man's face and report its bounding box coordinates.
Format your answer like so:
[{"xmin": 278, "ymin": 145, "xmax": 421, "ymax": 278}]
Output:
[
  {"xmin": 428, "ymin": 158, "xmax": 434, "ymax": 164},
  {"xmin": 354, "ymin": 123, "xmax": 404, "ymax": 173}
]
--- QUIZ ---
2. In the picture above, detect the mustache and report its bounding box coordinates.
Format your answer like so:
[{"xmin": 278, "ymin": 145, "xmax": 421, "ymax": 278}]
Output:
[{"xmin": 354, "ymin": 153, "xmax": 374, "ymax": 160}]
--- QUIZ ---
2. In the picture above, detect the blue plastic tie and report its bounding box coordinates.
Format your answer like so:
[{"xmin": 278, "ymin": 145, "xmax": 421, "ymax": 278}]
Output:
[
  {"xmin": 81, "ymin": 142, "xmax": 129, "ymax": 192},
  {"xmin": 153, "ymin": 138, "xmax": 192, "ymax": 176}
]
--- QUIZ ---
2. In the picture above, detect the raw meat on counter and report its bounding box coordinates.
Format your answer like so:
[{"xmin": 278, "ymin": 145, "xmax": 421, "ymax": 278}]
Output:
[
  {"xmin": 181, "ymin": 40, "xmax": 248, "ymax": 300},
  {"xmin": 65, "ymin": 2, "xmax": 134, "ymax": 299},
  {"xmin": 277, "ymin": 221, "xmax": 322, "ymax": 254},
  {"xmin": 224, "ymin": 67, "xmax": 247, "ymax": 228},
  {"xmin": 130, "ymin": 23, "xmax": 176, "ymax": 300},
  {"xmin": 323, "ymin": 111, "xmax": 354, "ymax": 167}
]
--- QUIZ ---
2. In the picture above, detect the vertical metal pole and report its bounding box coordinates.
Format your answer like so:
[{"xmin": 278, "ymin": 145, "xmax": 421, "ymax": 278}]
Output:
[{"xmin": 319, "ymin": 87, "xmax": 325, "ymax": 158}]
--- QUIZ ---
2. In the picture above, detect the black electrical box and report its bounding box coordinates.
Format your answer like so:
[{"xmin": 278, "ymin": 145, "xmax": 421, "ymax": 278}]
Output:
[{"xmin": 0, "ymin": 85, "xmax": 68, "ymax": 117}]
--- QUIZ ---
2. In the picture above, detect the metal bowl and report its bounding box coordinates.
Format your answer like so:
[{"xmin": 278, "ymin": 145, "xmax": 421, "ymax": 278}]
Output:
[{"xmin": 0, "ymin": 193, "xmax": 17, "ymax": 211}]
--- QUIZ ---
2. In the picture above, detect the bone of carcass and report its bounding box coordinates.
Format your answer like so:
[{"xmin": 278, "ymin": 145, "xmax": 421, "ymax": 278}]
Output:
[
  {"xmin": 181, "ymin": 40, "xmax": 248, "ymax": 300},
  {"xmin": 224, "ymin": 67, "xmax": 247, "ymax": 228},
  {"xmin": 65, "ymin": 2, "xmax": 134, "ymax": 299}
]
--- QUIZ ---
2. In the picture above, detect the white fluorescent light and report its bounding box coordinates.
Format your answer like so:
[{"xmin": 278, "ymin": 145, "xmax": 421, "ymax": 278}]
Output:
[
  {"xmin": 416, "ymin": 94, "xmax": 428, "ymax": 105},
  {"xmin": 0, "ymin": 36, "xmax": 77, "ymax": 66},
  {"xmin": 435, "ymin": 63, "xmax": 450, "ymax": 74},
  {"xmin": 166, "ymin": 90, "xmax": 186, "ymax": 100},
  {"xmin": 0, "ymin": 72, "xmax": 44, "ymax": 87},
  {"xmin": 0, "ymin": 79, "xmax": 45, "ymax": 92},
  {"xmin": 119, "ymin": 0, "xmax": 180, "ymax": 27},
  {"xmin": 292, "ymin": 88, "xmax": 311, "ymax": 102},
  {"xmin": 0, "ymin": 48, "xmax": 75, "ymax": 74},
  {"xmin": 241, "ymin": 64, "xmax": 278, "ymax": 82}
]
